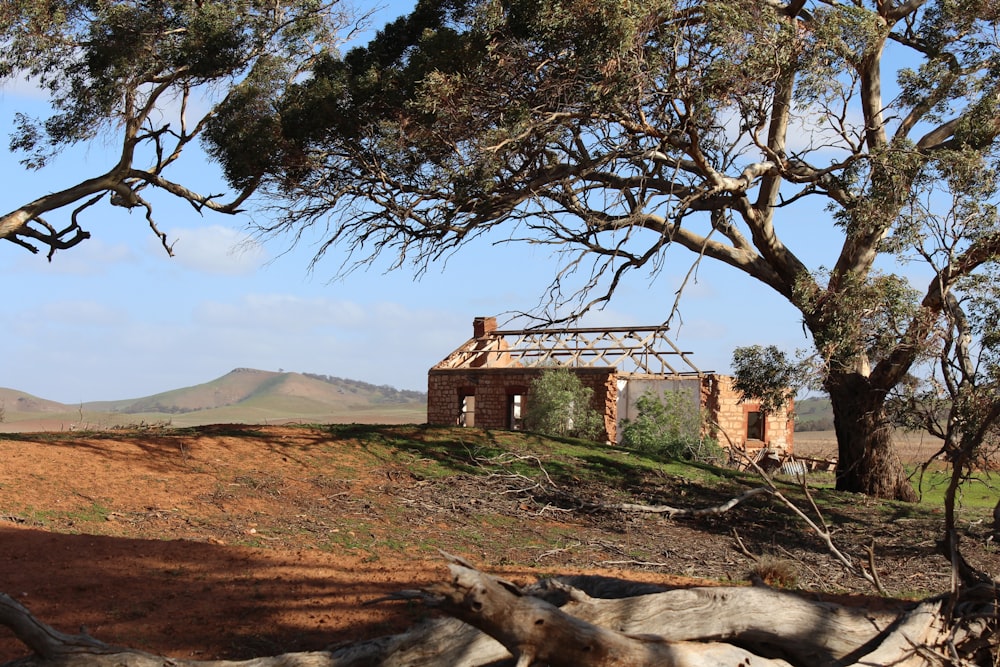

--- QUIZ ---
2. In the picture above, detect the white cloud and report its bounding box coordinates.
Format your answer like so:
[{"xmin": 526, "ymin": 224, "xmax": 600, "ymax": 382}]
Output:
[
  {"xmin": 184, "ymin": 296, "xmax": 465, "ymax": 391},
  {"xmin": 193, "ymin": 294, "xmax": 366, "ymax": 330},
  {"xmin": 163, "ymin": 225, "xmax": 267, "ymax": 275}
]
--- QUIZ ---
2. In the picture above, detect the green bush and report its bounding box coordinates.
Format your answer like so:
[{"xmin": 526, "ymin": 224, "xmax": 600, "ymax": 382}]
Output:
[
  {"xmin": 524, "ymin": 368, "xmax": 604, "ymax": 440},
  {"xmin": 621, "ymin": 389, "xmax": 722, "ymax": 462}
]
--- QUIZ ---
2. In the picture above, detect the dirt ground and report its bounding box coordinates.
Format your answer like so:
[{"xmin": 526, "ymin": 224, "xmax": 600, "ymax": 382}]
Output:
[{"xmin": 1, "ymin": 424, "xmax": 997, "ymax": 662}]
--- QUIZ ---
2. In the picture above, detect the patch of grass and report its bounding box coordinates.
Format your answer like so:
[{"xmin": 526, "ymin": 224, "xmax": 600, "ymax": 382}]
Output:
[
  {"xmin": 308, "ymin": 474, "xmax": 353, "ymax": 492},
  {"xmin": 319, "ymin": 521, "xmax": 376, "ymax": 552},
  {"xmin": 10, "ymin": 501, "xmax": 111, "ymax": 526},
  {"xmin": 205, "ymin": 482, "xmax": 237, "ymax": 506},
  {"xmin": 9, "ymin": 421, "xmax": 995, "ymax": 597},
  {"xmin": 67, "ymin": 501, "xmax": 112, "ymax": 523},
  {"xmin": 0, "ymin": 433, "xmax": 62, "ymax": 443},
  {"xmin": 912, "ymin": 469, "xmax": 997, "ymax": 510},
  {"xmin": 372, "ymin": 534, "xmax": 410, "ymax": 554},
  {"xmin": 453, "ymin": 525, "xmax": 494, "ymax": 549},
  {"xmin": 749, "ymin": 556, "xmax": 799, "ymax": 588},
  {"xmin": 373, "ymin": 425, "xmax": 748, "ymax": 491},
  {"xmin": 9, "ymin": 505, "xmax": 55, "ymax": 526},
  {"xmin": 187, "ymin": 424, "xmax": 994, "ymax": 536},
  {"xmin": 233, "ymin": 472, "xmax": 285, "ymax": 497},
  {"xmin": 173, "ymin": 425, "xmax": 270, "ymax": 439},
  {"xmin": 233, "ymin": 536, "xmax": 268, "ymax": 548}
]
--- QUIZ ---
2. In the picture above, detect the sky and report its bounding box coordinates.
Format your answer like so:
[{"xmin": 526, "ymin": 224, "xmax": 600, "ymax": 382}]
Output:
[{"xmin": 0, "ymin": 2, "xmax": 887, "ymax": 403}]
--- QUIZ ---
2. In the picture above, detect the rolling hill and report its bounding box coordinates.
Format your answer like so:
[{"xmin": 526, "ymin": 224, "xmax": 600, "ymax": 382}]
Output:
[
  {"xmin": 0, "ymin": 369, "xmax": 427, "ymax": 432},
  {"xmin": 793, "ymin": 396, "xmax": 835, "ymax": 431}
]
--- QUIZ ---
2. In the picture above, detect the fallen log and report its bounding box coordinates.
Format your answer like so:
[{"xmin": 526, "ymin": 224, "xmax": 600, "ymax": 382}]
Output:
[
  {"xmin": 527, "ymin": 577, "xmax": 905, "ymax": 665},
  {"xmin": 423, "ymin": 556, "xmax": 797, "ymax": 667},
  {"xmin": 0, "ymin": 554, "xmax": 974, "ymax": 667}
]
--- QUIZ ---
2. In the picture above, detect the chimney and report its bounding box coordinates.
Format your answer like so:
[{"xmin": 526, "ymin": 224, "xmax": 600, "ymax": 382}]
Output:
[{"xmin": 473, "ymin": 316, "xmax": 497, "ymax": 339}]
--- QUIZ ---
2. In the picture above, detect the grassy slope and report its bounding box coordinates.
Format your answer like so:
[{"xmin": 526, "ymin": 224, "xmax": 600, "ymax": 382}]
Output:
[{"xmin": 2, "ymin": 423, "xmax": 993, "ymax": 599}]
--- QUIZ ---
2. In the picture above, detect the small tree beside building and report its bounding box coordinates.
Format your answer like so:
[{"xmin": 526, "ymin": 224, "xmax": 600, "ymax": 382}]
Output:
[
  {"xmin": 620, "ymin": 389, "xmax": 721, "ymax": 462},
  {"xmin": 523, "ymin": 368, "xmax": 603, "ymax": 440}
]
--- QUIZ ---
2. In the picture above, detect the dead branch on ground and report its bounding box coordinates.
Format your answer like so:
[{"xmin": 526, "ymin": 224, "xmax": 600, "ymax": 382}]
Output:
[{"xmin": 3, "ymin": 552, "xmax": 985, "ymax": 667}]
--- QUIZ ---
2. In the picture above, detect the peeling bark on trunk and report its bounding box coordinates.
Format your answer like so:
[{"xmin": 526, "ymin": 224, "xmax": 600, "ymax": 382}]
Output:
[
  {"xmin": 827, "ymin": 372, "xmax": 918, "ymax": 501},
  {"xmin": 2, "ymin": 555, "xmax": 971, "ymax": 667}
]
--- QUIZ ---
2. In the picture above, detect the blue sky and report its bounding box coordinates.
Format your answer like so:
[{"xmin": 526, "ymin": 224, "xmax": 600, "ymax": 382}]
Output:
[{"xmin": 1, "ymin": 2, "xmax": 834, "ymax": 403}]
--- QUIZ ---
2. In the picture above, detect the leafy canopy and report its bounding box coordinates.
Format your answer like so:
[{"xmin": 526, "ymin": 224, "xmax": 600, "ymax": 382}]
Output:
[
  {"xmin": 0, "ymin": 0, "xmax": 355, "ymax": 257},
  {"xmin": 214, "ymin": 0, "xmax": 1000, "ymax": 499},
  {"xmin": 731, "ymin": 345, "xmax": 802, "ymax": 416}
]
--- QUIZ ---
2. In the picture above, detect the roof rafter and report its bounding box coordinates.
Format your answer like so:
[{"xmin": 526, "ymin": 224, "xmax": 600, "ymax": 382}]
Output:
[{"xmin": 434, "ymin": 325, "xmax": 703, "ymax": 376}]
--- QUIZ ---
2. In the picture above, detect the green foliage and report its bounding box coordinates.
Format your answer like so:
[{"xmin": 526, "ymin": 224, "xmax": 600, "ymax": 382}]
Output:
[
  {"xmin": 4, "ymin": 1, "xmax": 329, "ymax": 159},
  {"xmin": 1, "ymin": 0, "xmax": 351, "ymax": 255},
  {"xmin": 202, "ymin": 59, "xmax": 289, "ymax": 189},
  {"xmin": 620, "ymin": 389, "xmax": 721, "ymax": 462},
  {"xmin": 966, "ymin": 265, "xmax": 1000, "ymax": 370},
  {"xmin": 523, "ymin": 368, "xmax": 603, "ymax": 440},
  {"xmin": 68, "ymin": 0, "xmax": 993, "ymax": 499},
  {"xmin": 731, "ymin": 345, "xmax": 801, "ymax": 415}
]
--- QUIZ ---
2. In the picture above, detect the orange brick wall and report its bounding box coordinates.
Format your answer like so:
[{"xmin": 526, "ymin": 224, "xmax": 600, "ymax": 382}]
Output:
[
  {"xmin": 706, "ymin": 375, "xmax": 793, "ymax": 453},
  {"xmin": 428, "ymin": 369, "xmax": 793, "ymax": 453},
  {"xmin": 428, "ymin": 368, "xmax": 619, "ymax": 442}
]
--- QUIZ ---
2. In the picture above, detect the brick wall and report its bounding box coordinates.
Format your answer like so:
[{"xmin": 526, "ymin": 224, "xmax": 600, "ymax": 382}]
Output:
[
  {"xmin": 428, "ymin": 368, "xmax": 793, "ymax": 452},
  {"xmin": 707, "ymin": 375, "xmax": 793, "ymax": 453},
  {"xmin": 428, "ymin": 367, "xmax": 619, "ymax": 442}
]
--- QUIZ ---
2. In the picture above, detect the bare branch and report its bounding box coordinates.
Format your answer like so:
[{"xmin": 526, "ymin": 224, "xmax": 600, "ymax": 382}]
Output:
[{"xmin": 601, "ymin": 487, "xmax": 769, "ymax": 517}]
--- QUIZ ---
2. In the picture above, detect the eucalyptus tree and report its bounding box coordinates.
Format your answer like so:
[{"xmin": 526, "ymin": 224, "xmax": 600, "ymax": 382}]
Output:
[
  {"xmin": 0, "ymin": 0, "xmax": 357, "ymax": 258},
  {"xmin": 231, "ymin": 0, "xmax": 1000, "ymax": 500}
]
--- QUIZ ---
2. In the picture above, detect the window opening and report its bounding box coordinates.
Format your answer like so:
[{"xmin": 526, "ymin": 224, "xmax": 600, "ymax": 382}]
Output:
[
  {"xmin": 746, "ymin": 410, "xmax": 763, "ymax": 441},
  {"xmin": 458, "ymin": 391, "xmax": 476, "ymax": 427},
  {"xmin": 508, "ymin": 393, "xmax": 524, "ymax": 430}
]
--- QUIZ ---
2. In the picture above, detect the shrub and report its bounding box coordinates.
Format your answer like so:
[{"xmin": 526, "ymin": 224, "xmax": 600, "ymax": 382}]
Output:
[
  {"xmin": 748, "ymin": 556, "xmax": 798, "ymax": 588},
  {"xmin": 524, "ymin": 368, "xmax": 604, "ymax": 440},
  {"xmin": 621, "ymin": 389, "xmax": 722, "ymax": 462}
]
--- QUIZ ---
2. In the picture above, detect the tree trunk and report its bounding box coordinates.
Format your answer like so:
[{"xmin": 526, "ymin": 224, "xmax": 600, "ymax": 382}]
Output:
[
  {"xmin": 826, "ymin": 372, "xmax": 918, "ymax": 501},
  {"xmin": 1, "ymin": 559, "xmax": 965, "ymax": 667}
]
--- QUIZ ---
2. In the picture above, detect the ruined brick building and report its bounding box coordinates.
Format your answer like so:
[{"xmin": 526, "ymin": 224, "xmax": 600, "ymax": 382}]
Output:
[{"xmin": 427, "ymin": 317, "xmax": 793, "ymax": 453}]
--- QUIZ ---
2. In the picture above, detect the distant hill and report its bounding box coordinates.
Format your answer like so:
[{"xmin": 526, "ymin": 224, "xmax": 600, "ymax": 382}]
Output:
[
  {"xmin": 0, "ymin": 369, "xmax": 427, "ymax": 432},
  {"xmin": 794, "ymin": 396, "xmax": 834, "ymax": 431},
  {"xmin": 0, "ymin": 389, "xmax": 69, "ymax": 415}
]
